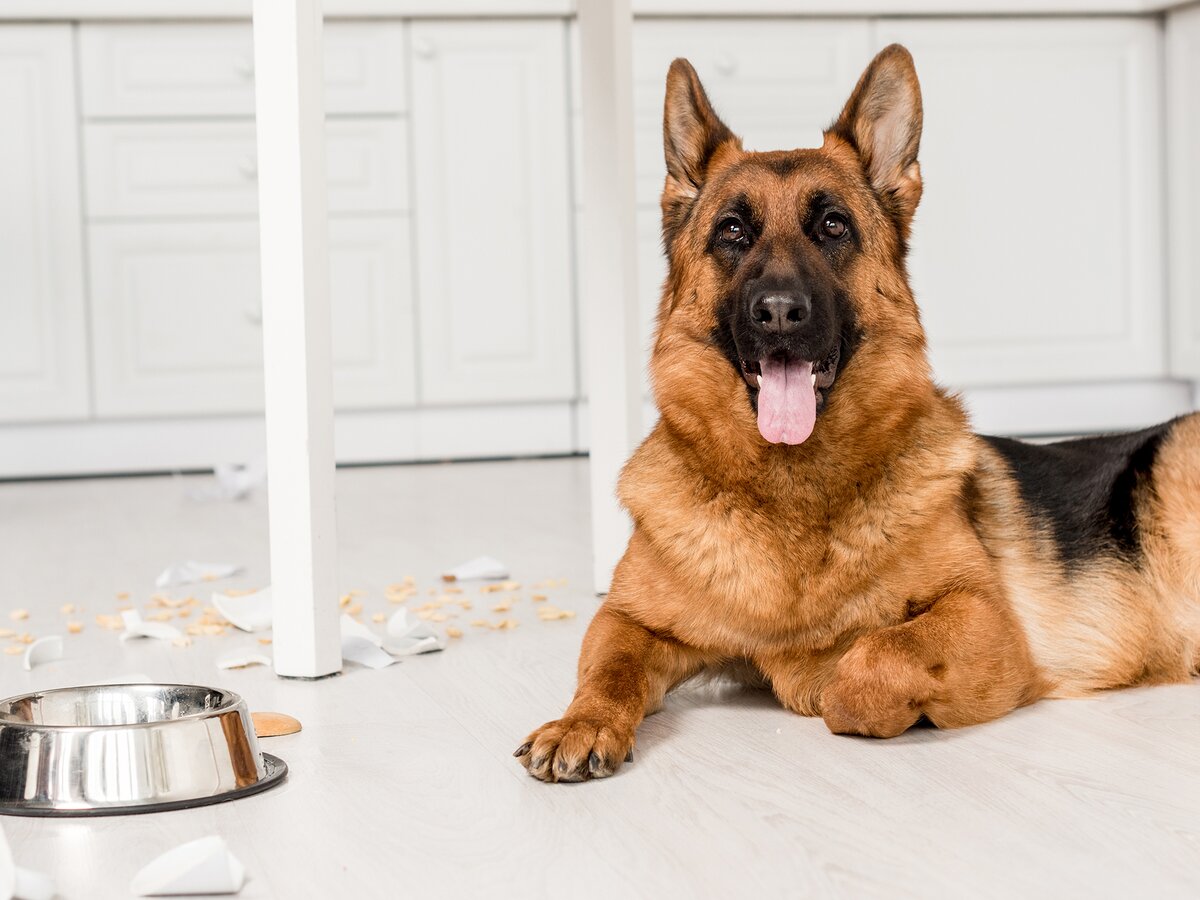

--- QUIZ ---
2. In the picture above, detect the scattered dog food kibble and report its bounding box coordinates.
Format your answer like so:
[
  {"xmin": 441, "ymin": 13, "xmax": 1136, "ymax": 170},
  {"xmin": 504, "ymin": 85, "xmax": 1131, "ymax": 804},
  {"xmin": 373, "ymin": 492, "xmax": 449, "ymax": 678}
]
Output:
[
  {"xmin": 10, "ymin": 609, "xmax": 29, "ymax": 621},
  {"xmin": 252, "ymin": 712, "xmax": 302, "ymax": 737}
]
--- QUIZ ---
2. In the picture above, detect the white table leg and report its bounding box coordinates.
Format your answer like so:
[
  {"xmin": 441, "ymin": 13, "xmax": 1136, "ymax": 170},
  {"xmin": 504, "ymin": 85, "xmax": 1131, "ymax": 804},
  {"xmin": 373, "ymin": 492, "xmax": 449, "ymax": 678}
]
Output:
[
  {"xmin": 252, "ymin": 0, "xmax": 341, "ymax": 678},
  {"xmin": 578, "ymin": 0, "xmax": 642, "ymax": 595}
]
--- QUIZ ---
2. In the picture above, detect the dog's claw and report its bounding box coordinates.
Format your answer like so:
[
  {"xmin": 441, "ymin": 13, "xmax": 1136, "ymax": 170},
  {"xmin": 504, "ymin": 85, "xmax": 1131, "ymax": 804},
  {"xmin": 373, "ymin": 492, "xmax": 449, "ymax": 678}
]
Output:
[
  {"xmin": 625, "ymin": 748, "xmax": 634, "ymax": 763},
  {"xmin": 513, "ymin": 742, "xmax": 532, "ymax": 758},
  {"xmin": 588, "ymin": 751, "xmax": 601, "ymax": 775}
]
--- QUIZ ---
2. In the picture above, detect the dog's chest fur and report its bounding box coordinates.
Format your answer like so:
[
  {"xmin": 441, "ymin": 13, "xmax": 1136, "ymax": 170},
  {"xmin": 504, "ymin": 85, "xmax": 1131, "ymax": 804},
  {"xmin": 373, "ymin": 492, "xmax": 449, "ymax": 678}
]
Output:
[{"xmin": 618, "ymin": 420, "xmax": 979, "ymax": 655}]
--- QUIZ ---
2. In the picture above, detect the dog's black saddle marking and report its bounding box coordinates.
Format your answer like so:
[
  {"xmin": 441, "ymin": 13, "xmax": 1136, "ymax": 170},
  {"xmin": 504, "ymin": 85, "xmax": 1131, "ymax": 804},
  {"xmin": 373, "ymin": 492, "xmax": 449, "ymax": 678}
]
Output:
[{"xmin": 982, "ymin": 421, "xmax": 1177, "ymax": 567}]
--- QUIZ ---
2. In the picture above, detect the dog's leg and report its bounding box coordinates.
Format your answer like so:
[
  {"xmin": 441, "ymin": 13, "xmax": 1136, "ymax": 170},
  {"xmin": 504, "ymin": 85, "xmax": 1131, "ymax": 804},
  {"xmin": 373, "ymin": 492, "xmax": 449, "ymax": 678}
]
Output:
[
  {"xmin": 515, "ymin": 604, "xmax": 708, "ymax": 782},
  {"xmin": 820, "ymin": 588, "xmax": 1041, "ymax": 738}
]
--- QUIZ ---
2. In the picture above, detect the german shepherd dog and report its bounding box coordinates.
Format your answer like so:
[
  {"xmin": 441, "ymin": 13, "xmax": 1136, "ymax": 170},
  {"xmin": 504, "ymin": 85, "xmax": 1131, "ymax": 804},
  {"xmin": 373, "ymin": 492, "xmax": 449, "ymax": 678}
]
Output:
[{"xmin": 516, "ymin": 45, "xmax": 1200, "ymax": 782}]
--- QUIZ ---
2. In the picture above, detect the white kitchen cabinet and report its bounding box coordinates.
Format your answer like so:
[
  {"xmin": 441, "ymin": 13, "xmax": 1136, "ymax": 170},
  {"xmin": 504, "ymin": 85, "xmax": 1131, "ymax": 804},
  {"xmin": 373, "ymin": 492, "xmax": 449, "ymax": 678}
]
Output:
[
  {"xmin": 1167, "ymin": 5, "xmax": 1200, "ymax": 379},
  {"xmin": 88, "ymin": 219, "xmax": 416, "ymax": 416},
  {"xmin": 0, "ymin": 27, "xmax": 89, "ymax": 423},
  {"xmin": 876, "ymin": 19, "xmax": 1164, "ymax": 387},
  {"xmin": 84, "ymin": 119, "xmax": 410, "ymax": 219},
  {"xmin": 409, "ymin": 20, "xmax": 576, "ymax": 405},
  {"xmin": 78, "ymin": 21, "xmax": 407, "ymax": 118}
]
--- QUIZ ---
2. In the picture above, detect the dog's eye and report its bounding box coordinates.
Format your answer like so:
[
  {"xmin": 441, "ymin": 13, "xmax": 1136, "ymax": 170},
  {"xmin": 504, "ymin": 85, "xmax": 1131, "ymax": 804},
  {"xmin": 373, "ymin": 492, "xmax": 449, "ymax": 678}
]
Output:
[
  {"xmin": 717, "ymin": 218, "xmax": 747, "ymax": 245},
  {"xmin": 821, "ymin": 214, "xmax": 849, "ymax": 240}
]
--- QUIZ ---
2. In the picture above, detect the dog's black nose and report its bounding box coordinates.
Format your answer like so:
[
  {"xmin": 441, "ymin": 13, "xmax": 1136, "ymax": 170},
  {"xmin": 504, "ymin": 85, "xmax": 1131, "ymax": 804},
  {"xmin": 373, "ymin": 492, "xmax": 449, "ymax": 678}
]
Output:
[{"xmin": 750, "ymin": 292, "xmax": 811, "ymax": 335}]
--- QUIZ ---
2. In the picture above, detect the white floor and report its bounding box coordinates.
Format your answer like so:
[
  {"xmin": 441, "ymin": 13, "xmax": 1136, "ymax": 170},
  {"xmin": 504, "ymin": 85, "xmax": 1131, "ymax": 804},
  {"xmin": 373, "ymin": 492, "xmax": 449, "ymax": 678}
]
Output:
[{"xmin": 1, "ymin": 458, "xmax": 1198, "ymax": 900}]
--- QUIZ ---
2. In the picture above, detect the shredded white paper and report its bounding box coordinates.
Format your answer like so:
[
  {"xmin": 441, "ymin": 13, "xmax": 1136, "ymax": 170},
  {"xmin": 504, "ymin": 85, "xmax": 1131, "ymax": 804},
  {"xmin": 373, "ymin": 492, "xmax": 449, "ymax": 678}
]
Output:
[
  {"xmin": 120, "ymin": 610, "xmax": 183, "ymax": 642},
  {"xmin": 130, "ymin": 836, "xmax": 245, "ymax": 897},
  {"xmin": 212, "ymin": 587, "xmax": 272, "ymax": 633},
  {"xmin": 155, "ymin": 561, "xmax": 242, "ymax": 589},
  {"xmin": 442, "ymin": 555, "xmax": 508, "ymax": 582}
]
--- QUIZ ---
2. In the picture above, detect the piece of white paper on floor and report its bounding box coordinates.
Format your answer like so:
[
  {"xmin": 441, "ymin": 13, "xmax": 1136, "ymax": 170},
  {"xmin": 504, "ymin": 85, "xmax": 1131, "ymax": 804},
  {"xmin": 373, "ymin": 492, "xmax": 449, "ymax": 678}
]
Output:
[
  {"xmin": 120, "ymin": 609, "xmax": 182, "ymax": 642},
  {"xmin": 155, "ymin": 561, "xmax": 242, "ymax": 589},
  {"xmin": 385, "ymin": 609, "xmax": 445, "ymax": 656},
  {"xmin": 130, "ymin": 836, "xmax": 245, "ymax": 897},
  {"xmin": 215, "ymin": 647, "xmax": 273, "ymax": 670},
  {"xmin": 0, "ymin": 820, "xmax": 55, "ymax": 900},
  {"xmin": 338, "ymin": 614, "xmax": 398, "ymax": 669},
  {"xmin": 187, "ymin": 455, "xmax": 266, "ymax": 502},
  {"xmin": 441, "ymin": 555, "xmax": 508, "ymax": 582},
  {"xmin": 22, "ymin": 635, "xmax": 62, "ymax": 671},
  {"xmin": 212, "ymin": 587, "xmax": 272, "ymax": 632}
]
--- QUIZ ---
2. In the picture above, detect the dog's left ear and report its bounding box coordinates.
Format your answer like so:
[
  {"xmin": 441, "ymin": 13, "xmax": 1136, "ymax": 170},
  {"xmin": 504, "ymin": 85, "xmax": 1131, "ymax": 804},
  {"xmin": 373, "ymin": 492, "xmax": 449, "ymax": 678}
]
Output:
[{"xmin": 827, "ymin": 44, "xmax": 923, "ymax": 232}]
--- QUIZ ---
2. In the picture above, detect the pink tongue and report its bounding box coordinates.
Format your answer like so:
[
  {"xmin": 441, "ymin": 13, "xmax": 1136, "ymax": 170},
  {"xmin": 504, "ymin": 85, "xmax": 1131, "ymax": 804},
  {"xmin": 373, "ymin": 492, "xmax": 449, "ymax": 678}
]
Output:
[{"xmin": 757, "ymin": 358, "xmax": 816, "ymax": 445}]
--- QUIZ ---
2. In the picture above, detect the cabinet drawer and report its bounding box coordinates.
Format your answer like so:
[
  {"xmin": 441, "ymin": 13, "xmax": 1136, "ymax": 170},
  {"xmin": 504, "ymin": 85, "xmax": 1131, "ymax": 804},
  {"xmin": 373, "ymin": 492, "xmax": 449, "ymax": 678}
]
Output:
[
  {"xmin": 85, "ymin": 119, "xmax": 410, "ymax": 218},
  {"xmin": 624, "ymin": 20, "xmax": 872, "ymax": 205},
  {"xmin": 88, "ymin": 219, "xmax": 416, "ymax": 416},
  {"xmin": 79, "ymin": 22, "xmax": 407, "ymax": 118}
]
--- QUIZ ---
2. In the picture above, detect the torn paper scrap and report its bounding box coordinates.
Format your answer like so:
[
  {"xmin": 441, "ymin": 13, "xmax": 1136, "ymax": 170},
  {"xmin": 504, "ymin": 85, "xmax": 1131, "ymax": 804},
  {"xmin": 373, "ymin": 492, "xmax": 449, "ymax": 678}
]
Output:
[
  {"xmin": 336, "ymin": 614, "xmax": 398, "ymax": 668},
  {"xmin": 120, "ymin": 610, "xmax": 183, "ymax": 642},
  {"xmin": 212, "ymin": 587, "xmax": 272, "ymax": 632},
  {"xmin": 0, "ymin": 822, "xmax": 55, "ymax": 900},
  {"xmin": 441, "ymin": 555, "xmax": 508, "ymax": 582},
  {"xmin": 339, "ymin": 613, "xmax": 381, "ymax": 645},
  {"xmin": 383, "ymin": 609, "xmax": 445, "ymax": 657},
  {"xmin": 188, "ymin": 455, "xmax": 267, "ymax": 502},
  {"xmin": 131, "ymin": 836, "xmax": 246, "ymax": 897},
  {"xmin": 156, "ymin": 561, "xmax": 242, "ymax": 589},
  {"xmin": 215, "ymin": 647, "xmax": 272, "ymax": 670},
  {"xmin": 342, "ymin": 636, "xmax": 399, "ymax": 669},
  {"xmin": 22, "ymin": 636, "xmax": 63, "ymax": 671}
]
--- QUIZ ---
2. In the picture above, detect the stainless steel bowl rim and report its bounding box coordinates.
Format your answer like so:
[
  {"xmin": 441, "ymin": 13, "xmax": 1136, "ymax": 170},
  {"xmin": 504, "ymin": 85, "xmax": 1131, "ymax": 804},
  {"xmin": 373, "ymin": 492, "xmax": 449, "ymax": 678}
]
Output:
[{"xmin": 0, "ymin": 683, "xmax": 244, "ymax": 731}]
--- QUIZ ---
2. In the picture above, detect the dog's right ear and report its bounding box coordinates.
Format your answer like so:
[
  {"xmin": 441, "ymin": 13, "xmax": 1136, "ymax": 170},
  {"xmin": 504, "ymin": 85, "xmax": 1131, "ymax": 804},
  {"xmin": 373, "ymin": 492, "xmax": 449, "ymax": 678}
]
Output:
[{"xmin": 662, "ymin": 59, "xmax": 736, "ymax": 230}]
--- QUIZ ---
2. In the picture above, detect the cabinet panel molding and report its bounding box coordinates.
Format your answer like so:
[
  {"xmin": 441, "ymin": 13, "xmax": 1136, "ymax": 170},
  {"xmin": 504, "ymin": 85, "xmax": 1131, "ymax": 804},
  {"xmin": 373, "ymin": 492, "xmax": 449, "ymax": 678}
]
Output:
[
  {"xmin": 88, "ymin": 219, "xmax": 416, "ymax": 416},
  {"xmin": 876, "ymin": 18, "xmax": 1165, "ymax": 386},
  {"xmin": 410, "ymin": 20, "xmax": 576, "ymax": 404},
  {"xmin": 0, "ymin": 26, "xmax": 89, "ymax": 423}
]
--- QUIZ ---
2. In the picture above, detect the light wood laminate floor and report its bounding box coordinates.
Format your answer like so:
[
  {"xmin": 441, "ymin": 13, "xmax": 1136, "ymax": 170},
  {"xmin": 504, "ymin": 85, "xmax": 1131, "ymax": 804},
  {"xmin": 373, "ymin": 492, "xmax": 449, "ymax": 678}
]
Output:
[{"xmin": 1, "ymin": 458, "xmax": 1197, "ymax": 899}]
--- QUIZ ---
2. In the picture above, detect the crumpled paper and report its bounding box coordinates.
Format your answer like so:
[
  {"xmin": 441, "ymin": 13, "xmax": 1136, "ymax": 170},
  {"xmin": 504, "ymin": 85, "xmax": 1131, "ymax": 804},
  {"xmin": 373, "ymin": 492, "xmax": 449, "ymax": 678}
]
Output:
[
  {"xmin": 441, "ymin": 555, "xmax": 508, "ymax": 582},
  {"xmin": 339, "ymin": 615, "xmax": 398, "ymax": 669},
  {"xmin": 188, "ymin": 456, "xmax": 267, "ymax": 502},
  {"xmin": 22, "ymin": 636, "xmax": 63, "ymax": 672},
  {"xmin": 120, "ymin": 610, "xmax": 183, "ymax": 642},
  {"xmin": 212, "ymin": 587, "xmax": 272, "ymax": 632},
  {"xmin": 384, "ymin": 609, "xmax": 444, "ymax": 657},
  {"xmin": 131, "ymin": 836, "xmax": 245, "ymax": 896},
  {"xmin": 155, "ymin": 561, "xmax": 242, "ymax": 589},
  {"xmin": 215, "ymin": 647, "xmax": 273, "ymax": 670}
]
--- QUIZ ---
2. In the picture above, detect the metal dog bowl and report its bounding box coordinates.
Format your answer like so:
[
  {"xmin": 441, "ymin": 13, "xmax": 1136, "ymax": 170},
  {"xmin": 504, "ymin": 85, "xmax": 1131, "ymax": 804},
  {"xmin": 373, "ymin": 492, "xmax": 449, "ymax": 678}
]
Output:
[{"xmin": 0, "ymin": 683, "xmax": 287, "ymax": 817}]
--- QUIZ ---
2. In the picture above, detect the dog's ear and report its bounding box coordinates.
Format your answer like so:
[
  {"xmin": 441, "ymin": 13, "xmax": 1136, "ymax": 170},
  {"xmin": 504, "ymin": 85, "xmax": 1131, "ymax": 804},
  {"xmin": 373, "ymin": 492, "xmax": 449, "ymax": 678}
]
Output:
[
  {"xmin": 827, "ymin": 44, "xmax": 923, "ymax": 232},
  {"xmin": 662, "ymin": 59, "xmax": 736, "ymax": 232}
]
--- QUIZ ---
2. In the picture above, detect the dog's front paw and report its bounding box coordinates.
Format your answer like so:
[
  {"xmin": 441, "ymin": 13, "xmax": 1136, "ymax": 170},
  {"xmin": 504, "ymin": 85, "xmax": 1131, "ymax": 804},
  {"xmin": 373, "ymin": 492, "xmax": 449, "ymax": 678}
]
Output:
[
  {"xmin": 514, "ymin": 716, "xmax": 635, "ymax": 783},
  {"xmin": 820, "ymin": 633, "xmax": 938, "ymax": 738}
]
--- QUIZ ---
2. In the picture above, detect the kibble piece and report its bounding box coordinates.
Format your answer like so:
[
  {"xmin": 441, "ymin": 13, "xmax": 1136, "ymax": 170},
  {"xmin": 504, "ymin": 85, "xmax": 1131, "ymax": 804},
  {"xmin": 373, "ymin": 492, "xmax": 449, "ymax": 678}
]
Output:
[
  {"xmin": 446, "ymin": 626, "xmax": 464, "ymax": 639},
  {"xmin": 60, "ymin": 603, "xmax": 77, "ymax": 615},
  {"xmin": 9, "ymin": 609, "xmax": 29, "ymax": 622},
  {"xmin": 3, "ymin": 645, "xmax": 23, "ymax": 656},
  {"xmin": 371, "ymin": 612, "xmax": 386, "ymax": 623},
  {"xmin": 67, "ymin": 621, "xmax": 84, "ymax": 634},
  {"xmin": 252, "ymin": 712, "xmax": 302, "ymax": 737}
]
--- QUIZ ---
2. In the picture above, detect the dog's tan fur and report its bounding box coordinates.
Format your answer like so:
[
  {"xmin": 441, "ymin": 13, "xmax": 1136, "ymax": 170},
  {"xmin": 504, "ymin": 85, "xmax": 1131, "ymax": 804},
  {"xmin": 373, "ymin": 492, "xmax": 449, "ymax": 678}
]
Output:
[{"xmin": 516, "ymin": 45, "xmax": 1200, "ymax": 782}]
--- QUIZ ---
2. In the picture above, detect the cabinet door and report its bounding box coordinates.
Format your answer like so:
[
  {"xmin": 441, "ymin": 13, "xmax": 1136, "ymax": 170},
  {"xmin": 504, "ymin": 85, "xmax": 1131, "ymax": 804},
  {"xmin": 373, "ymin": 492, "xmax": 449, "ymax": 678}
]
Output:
[
  {"xmin": 1167, "ymin": 5, "xmax": 1200, "ymax": 378},
  {"xmin": 0, "ymin": 27, "xmax": 88, "ymax": 422},
  {"xmin": 409, "ymin": 21, "xmax": 575, "ymax": 405},
  {"xmin": 876, "ymin": 19, "xmax": 1164, "ymax": 386},
  {"xmin": 89, "ymin": 220, "xmax": 416, "ymax": 416}
]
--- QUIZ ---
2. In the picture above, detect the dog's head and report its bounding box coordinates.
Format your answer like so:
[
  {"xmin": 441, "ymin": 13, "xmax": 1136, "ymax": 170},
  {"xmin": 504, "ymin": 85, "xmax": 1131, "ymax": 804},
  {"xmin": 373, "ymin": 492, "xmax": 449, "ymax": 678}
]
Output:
[{"xmin": 651, "ymin": 45, "xmax": 933, "ymax": 458}]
